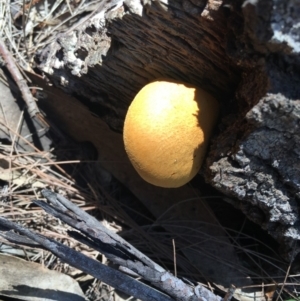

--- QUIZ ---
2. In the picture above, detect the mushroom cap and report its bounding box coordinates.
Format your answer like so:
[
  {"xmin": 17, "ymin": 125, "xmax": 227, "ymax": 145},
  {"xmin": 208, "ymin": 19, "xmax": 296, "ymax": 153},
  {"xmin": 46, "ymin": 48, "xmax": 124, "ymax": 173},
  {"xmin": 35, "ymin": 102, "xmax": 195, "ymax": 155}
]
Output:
[{"xmin": 123, "ymin": 79, "xmax": 219, "ymax": 188}]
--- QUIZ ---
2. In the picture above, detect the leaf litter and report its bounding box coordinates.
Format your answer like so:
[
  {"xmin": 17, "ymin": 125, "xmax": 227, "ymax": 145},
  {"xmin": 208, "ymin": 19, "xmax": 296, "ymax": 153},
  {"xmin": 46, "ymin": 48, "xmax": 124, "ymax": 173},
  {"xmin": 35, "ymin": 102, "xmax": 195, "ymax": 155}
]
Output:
[{"xmin": 0, "ymin": 0, "xmax": 299, "ymax": 300}]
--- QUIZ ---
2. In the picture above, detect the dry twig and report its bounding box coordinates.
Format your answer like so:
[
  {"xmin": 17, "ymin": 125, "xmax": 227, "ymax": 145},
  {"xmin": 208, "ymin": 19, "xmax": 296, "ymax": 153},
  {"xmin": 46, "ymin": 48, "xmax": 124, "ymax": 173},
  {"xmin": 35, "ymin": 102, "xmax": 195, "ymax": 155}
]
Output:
[
  {"xmin": 0, "ymin": 216, "xmax": 174, "ymax": 301},
  {"xmin": 0, "ymin": 38, "xmax": 39, "ymax": 117},
  {"xmin": 0, "ymin": 189, "xmax": 223, "ymax": 301}
]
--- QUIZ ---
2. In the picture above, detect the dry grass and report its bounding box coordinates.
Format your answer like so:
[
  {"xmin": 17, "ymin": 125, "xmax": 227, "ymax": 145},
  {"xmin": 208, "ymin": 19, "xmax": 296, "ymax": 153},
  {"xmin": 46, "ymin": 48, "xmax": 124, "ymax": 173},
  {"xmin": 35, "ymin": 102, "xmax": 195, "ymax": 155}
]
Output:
[
  {"xmin": 0, "ymin": 89, "xmax": 299, "ymax": 300},
  {"xmin": 0, "ymin": 0, "xmax": 101, "ymax": 70},
  {"xmin": 0, "ymin": 0, "xmax": 300, "ymax": 300},
  {"xmin": 0, "ymin": 108, "xmax": 125, "ymax": 298}
]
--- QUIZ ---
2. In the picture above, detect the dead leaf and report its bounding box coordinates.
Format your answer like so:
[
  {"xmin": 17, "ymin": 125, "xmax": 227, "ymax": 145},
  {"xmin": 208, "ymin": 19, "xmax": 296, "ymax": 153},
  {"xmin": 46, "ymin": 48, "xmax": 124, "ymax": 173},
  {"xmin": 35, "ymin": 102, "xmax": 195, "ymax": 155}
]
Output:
[
  {"xmin": 0, "ymin": 158, "xmax": 45, "ymax": 188},
  {"xmin": 0, "ymin": 69, "xmax": 51, "ymax": 153},
  {"xmin": 0, "ymin": 253, "xmax": 86, "ymax": 301}
]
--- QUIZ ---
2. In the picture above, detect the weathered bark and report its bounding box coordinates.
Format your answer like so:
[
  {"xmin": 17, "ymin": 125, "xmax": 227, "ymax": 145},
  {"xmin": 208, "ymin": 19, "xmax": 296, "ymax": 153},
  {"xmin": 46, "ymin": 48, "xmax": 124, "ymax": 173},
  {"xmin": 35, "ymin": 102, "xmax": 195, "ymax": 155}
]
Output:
[
  {"xmin": 205, "ymin": 0, "xmax": 300, "ymax": 260},
  {"xmin": 38, "ymin": 0, "xmax": 242, "ymax": 131},
  {"xmin": 37, "ymin": 0, "xmax": 300, "ymax": 261},
  {"xmin": 29, "ymin": 73, "xmax": 253, "ymax": 292}
]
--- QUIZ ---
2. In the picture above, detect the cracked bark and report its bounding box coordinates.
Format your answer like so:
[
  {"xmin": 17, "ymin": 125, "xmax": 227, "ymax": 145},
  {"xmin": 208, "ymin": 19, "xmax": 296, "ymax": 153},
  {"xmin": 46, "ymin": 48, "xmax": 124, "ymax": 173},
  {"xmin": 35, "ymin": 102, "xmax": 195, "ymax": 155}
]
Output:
[{"xmin": 36, "ymin": 0, "xmax": 300, "ymax": 260}]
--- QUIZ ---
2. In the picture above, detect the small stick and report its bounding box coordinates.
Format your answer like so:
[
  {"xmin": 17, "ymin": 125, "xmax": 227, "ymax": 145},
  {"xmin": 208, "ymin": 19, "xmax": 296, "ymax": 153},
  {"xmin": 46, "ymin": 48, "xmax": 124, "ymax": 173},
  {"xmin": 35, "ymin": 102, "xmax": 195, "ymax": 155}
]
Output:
[
  {"xmin": 0, "ymin": 217, "xmax": 175, "ymax": 301},
  {"xmin": 0, "ymin": 38, "xmax": 39, "ymax": 117},
  {"xmin": 172, "ymin": 238, "xmax": 177, "ymax": 277},
  {"xmin": 0, "ymin": 190, "xmax": 224, "ymax": 301},
  {"xmin": 223, "ymin": 284, "xmax": 236, "ymax": 301}
]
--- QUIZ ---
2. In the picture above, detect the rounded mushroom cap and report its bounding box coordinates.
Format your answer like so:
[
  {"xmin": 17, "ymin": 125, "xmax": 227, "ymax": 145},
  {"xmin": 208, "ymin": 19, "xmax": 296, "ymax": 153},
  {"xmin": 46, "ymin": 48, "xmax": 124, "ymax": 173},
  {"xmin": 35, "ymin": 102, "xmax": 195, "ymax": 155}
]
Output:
[{"xmin": 123, "ymin": 79, "xmax": 219, "ymax": 188}]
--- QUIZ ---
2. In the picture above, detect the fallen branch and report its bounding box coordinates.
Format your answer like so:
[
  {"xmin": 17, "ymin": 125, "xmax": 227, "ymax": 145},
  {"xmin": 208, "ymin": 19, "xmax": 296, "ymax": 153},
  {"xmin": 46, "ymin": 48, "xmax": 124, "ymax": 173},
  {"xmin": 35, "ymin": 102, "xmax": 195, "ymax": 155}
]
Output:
[
  {"xmin": 38, "ymin": 189, "xmax": 222, "ymax": 301},
  {"xmin": 0, "ymin": 189, "xmax": 222, "ymax": 301},
  {"xmin": 0, "ymin": 217, "xmax": 174, "ymax": 301},
  {"xmin": 0, "ymin": 38, "xmax": 39, "ymax": 117}
]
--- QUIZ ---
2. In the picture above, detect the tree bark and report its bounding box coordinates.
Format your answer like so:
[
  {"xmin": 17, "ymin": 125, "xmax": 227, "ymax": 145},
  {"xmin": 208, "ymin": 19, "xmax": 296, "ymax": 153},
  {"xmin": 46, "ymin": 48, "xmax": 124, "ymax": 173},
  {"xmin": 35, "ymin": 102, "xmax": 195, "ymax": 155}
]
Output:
[
  {"xmin": 37, "ymin": 0, "xmax": 300, "ymax": 261},
  {"xmin": 205, "ymin": 0, "xmax": 300, "ymax": 260}
]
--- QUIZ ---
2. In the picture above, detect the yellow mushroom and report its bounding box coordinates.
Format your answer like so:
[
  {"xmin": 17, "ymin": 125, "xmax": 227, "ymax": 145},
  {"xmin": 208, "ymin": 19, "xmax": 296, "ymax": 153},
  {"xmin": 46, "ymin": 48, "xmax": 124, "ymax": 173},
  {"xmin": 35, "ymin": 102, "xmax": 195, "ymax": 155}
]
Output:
[{"xmin": 123, "ymin": 79, "xmax": 219, "ymax": 188}]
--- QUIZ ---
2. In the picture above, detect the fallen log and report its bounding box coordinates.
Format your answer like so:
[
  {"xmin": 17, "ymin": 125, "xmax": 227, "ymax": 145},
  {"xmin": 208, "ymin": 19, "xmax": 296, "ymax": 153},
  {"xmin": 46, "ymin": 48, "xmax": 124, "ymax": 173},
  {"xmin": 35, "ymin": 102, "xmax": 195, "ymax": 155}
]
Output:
[{"xmin": 35, "ymin": 0, "xmax": 300, "ymax": 261}]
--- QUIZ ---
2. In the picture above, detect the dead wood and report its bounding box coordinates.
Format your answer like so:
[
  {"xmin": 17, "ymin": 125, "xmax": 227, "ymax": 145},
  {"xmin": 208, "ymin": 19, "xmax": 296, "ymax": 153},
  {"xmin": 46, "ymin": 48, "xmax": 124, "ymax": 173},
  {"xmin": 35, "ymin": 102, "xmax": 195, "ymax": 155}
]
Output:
[
  {"xmin": 0, "ymin": 189, "xmax": 223, "ymax": 301},
  {"xmin": 28, "ymin": 71, "xmax": 251, "ymax": 291},
  {"xmin": 205, "ymin": 1, "xmax": 300, "ymax": 260},
  {"xmin": 0, "ymin": 39, "xmax": 40, "ymax": 118},
  {"xmin": 0, "ymin": 217, "xmax": 174, "ymax": 301},
  {"xmin": 35, "ymin": 0, "xmax": 300, "ymax": 261}
]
